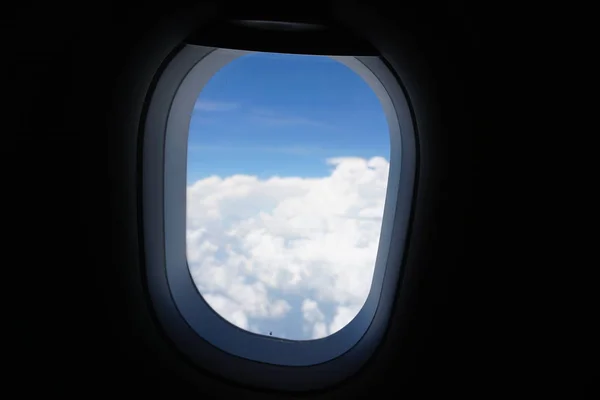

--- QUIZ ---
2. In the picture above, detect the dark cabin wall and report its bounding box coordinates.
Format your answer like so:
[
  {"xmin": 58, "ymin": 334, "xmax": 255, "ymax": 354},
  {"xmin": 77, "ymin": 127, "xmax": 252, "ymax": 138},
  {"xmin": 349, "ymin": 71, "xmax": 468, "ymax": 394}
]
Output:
[{"xmin": 4, "ymin": 1, "xmax": 499, "ymax": 397}]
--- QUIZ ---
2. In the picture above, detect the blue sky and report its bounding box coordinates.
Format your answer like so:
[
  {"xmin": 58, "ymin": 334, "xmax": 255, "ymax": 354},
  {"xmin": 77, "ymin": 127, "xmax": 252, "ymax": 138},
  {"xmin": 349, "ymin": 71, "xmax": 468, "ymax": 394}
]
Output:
[
  {"xmin": 186, "ymin": 51, "xmax": 391, "ymax": 340},
  {"xmin": 187, "ymin": 52, "xmax": 389, "ymax": 184}
]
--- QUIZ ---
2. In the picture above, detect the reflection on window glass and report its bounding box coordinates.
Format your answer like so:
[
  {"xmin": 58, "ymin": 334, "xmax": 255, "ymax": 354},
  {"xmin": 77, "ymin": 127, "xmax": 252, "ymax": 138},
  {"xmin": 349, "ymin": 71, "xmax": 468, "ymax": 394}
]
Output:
[{"xmin": 186, "ymin": 53, "xmax": 390, "ymax": 340}]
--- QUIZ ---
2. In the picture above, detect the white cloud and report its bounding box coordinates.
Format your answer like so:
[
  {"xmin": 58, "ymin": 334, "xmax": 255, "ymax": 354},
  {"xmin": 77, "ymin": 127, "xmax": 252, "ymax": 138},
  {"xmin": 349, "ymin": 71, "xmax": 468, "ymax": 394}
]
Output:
[
  {"xmin": 302, "ymin": 299, "xmax": 329, "ymax": 339},
  {"xmin": 329, "ymin": 305, "xmax": 362, "ymax": 335},
  {"xmin": 302, "ymin": 299, "xmax": 325, "ymax": 323},
  {"xmin": 187, "ymin": 156, "xmax": 389, "ymax": 339},
  {"xmin": 203, "ymin": 293, "xmax": 249, "ymax": 330},
  {"xmin": 313, "ymin": 322, "xmax": 328, "ymax": 339}
]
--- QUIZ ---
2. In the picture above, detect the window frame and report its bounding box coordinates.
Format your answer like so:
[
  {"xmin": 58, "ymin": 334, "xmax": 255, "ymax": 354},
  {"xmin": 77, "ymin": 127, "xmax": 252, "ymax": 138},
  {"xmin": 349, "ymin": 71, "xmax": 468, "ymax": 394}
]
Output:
[{"xmin": 142, "ymin": 44, "xmax": 416, "ymax": 390}]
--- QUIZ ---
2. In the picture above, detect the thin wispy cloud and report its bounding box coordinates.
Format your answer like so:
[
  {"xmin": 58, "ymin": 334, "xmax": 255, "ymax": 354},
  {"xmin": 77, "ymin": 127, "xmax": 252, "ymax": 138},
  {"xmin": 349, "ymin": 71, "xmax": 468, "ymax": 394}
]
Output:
[
  {"xmin": 188, "ymin": 144, "xmax": 387, "ymax": 159},
  {"xmin": 249, "ymin": 108, "xmax": 337, "ymax": 130},
  {"xmin": 194, "ymin": 100, "xmax": 240, "ymax": 112},
  {"xmin": 188, "ymin": 144, "xmax": 327, "ymax": 156},
  {"xmin": 252, "ymin": 115, "xmax": 333, "ymax": 128}
]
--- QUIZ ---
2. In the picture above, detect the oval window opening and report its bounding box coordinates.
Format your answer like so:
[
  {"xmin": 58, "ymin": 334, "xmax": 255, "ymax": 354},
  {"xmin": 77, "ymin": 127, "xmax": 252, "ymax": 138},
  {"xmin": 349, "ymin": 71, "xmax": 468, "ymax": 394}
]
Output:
[{"xmin": 186, "ymin": 52, "xmax": 391, "ymax": 341}]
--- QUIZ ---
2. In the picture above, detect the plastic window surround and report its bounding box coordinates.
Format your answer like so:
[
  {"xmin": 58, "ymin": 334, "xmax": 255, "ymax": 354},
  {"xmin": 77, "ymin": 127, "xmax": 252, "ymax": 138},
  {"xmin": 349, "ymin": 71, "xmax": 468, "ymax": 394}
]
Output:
[{"xmin": 143, "ymin": 44, "xmax": 416, "ymax": 390}]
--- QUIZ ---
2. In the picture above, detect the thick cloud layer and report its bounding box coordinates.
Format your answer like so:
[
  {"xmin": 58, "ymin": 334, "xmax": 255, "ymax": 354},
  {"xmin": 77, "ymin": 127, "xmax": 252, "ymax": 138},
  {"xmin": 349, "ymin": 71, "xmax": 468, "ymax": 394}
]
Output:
[{"xmin": 186, "ymin": 156, "xmax": 389, "ymax": 339}]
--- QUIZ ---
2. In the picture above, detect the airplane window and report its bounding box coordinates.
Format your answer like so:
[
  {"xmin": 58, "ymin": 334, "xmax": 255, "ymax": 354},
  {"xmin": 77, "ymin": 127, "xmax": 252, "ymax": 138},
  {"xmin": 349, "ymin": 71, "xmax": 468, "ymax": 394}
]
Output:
[
  {"xmin": 144, "ymin": 43, "xmax": 415, "ymax": 383},
  {"xmin": 186, "ymin": 52, "xmax": 391, "ymax": 340}
]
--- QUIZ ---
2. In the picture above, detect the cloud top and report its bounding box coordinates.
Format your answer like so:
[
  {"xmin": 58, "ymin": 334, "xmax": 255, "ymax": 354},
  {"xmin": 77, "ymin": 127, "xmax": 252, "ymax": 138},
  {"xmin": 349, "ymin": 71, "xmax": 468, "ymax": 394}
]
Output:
[{"xmin": 187, "ymin": 156, "xmax": 389, "ymax": 339}]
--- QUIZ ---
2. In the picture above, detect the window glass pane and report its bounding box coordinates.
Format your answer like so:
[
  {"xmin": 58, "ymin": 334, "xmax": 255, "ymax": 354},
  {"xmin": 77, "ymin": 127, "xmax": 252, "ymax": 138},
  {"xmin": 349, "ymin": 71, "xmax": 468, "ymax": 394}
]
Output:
[{"xmin": 186, "ymin": 52, "xmax": 390, "ymax": 340}]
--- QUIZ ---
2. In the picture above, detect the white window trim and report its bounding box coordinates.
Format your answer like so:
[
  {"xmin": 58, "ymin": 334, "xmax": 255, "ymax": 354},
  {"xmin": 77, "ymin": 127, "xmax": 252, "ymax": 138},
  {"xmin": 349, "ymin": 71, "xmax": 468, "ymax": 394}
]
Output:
[{"xmin": 142, "ymin": 45, "xmax": 416, "ymax": 390}]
